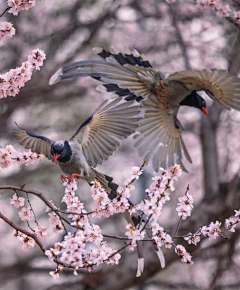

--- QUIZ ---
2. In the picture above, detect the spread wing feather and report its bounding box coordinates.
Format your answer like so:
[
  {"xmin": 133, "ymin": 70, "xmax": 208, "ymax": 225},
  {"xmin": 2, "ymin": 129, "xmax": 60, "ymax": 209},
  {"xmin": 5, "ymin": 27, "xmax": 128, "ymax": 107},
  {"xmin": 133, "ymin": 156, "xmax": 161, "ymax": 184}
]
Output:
[
  {"xmin": 168, "ymin": 70, "xmax": 240, "ymax": 111},
  {"xmin": 71, "ymin": 98, "xmax": 141, "ymax": 167},
  {"xmin": 14, "ymin": 130, "xmax": 54, "ymax": 161},
  {"xmin": 134, "ymin": 98, "xmax": 192, "ymax": 172}
]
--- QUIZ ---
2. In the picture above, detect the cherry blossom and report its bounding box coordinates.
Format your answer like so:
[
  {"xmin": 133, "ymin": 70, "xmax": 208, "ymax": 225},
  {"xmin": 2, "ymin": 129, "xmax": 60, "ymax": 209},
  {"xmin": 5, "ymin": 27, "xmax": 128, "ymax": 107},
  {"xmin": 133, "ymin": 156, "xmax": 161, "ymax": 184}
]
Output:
[
  {"xmin": 35, "ymin": 225, "xmax": 48, "ymax": 240},
  {"xmin": 18, "ymin": 207, "xmax": 34, "ymax": 221},
  {"xmin": 0, "ymin": 49, "xmax": 46, "ymax": 99},
  {"xmin": 10, "ymin": 193, "xmax": 25, "ymax": 208},
  {"xmin": 216, "ymin": 4, "xmax": 231, "ymax": 18},
  {"xmin": 130, "ymin": 166, "xmax": 143, "ymax": 180},
  {"xmin": 48, "ymin": 212, "xmax": 65, "ymax": 233},
  {"xmin": 208, "ymin": 221, "xmax": 221, "ymax": 239},
  {"xmin": 151, "ymin": 222, "xmax": 173, "ymax": 249},
  {"xmin": 175, "ymin": 245, "xmax": 193, "ymax": 264},
  {"xmin": 225, "ymin": 218, "xmax": 239, "ymax": 233},
  {"xmin": 0, "ymin": 22, "xmax": 16, "ymax": 42},
  {"xmin": 7, "ymin": 0, "xmax": 36, "ymax": 16},
  {"xmin": 125, "ymin": 224, "xmax": 145, "ymax": 245},
  {"xmin": 176, "ymin": 191, "xmax": 194, "ymax": 220},
  {"xmin": 196, "ymin": 0, "xmax": 220, "ymax": 10},
  {"xmin": 184, "ymin": 233, "xmax": 201, "ymax": 245},
  {"xmin": 0, "ymin": 145, "xmax": 44, "ymax": 169}
]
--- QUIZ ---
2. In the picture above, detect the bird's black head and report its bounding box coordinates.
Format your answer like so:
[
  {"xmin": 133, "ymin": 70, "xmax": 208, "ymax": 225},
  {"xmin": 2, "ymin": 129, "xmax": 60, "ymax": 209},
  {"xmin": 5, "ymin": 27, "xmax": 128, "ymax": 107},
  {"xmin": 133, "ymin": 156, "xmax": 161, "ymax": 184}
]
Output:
[
  {"xmin": 50, "ymin": 140, "xmax": 72, "ymax": 163},
  {"xmin": 180, "ymin": 91, "xmax": 208, "ymax": 116}
]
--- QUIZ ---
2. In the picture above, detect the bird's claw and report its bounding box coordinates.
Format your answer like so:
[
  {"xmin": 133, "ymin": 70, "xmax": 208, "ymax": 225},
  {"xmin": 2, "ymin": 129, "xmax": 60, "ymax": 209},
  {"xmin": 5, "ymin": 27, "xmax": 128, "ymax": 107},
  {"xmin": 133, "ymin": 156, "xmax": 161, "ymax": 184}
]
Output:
[
  {"xmin": 160, "ymin": 81, "xmax": 168, "ymax": 97},
  {"xmin": 157, "ymin": 93, "xmax": 168, "ymax": 109},
  {"xmin": 60, "ymin": 173, "xmax": 81, "ymax": 183}
]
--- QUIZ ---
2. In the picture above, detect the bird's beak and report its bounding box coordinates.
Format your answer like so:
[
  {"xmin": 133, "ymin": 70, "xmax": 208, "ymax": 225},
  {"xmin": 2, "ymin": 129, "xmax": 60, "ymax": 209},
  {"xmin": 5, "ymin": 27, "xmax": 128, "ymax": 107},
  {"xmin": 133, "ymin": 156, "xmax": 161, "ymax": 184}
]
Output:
[
  {"xmin": 202, "ymin": 107, "xmax": 208, "ymax": 116},
  {"xmin": 54, "ymin": 154, "xmax": 60, "ymax": 164}
]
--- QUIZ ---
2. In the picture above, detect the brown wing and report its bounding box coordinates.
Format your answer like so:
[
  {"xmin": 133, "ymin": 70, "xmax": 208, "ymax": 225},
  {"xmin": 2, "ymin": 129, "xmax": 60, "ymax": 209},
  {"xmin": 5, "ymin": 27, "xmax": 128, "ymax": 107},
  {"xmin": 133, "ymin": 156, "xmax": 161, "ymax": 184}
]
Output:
[
  {"xmin": 14, "ymin": 130, "xmax": 54, "ymax": 161},
  {"xmin": 168, "ymin": 70, "xmax": 240, "ymax": 110},
  {"xmin": 134, "ymin": 98, "xmax": 192, "ymax": 172},
  {"xmin": 72, "ymin": 97, "xmax": 141, "ymax": 168}
]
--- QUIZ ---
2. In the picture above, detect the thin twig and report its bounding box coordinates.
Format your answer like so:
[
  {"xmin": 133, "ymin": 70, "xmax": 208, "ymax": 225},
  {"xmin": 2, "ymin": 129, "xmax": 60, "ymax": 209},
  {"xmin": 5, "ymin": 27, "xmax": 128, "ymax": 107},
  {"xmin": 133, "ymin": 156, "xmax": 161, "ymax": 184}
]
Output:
[
  {"xmin": 173, "ymin": 184, "xmax": 190, "ymax": 237},
  {"xmin": 0, "ymin": 212, "xmax": 46, "ymax": 252},
  {"xmin": 0, "ymin": 7, "xmax": 10, "ymax": 18},
  {"xmin": 0, "ymin": 185, "xmax": 68, "ymax": 232}
]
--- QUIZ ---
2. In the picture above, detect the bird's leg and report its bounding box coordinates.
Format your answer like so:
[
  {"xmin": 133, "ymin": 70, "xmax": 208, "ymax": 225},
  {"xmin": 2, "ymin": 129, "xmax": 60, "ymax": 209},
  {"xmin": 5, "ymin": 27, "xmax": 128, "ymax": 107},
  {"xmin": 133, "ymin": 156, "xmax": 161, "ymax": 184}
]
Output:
[
  {"xmin": 157, "ymin": 93, "xmax": 167, "ymax": 109},
  {"xmin": 160, "ymin": 81, "xmax": 168, "ymax": 97},
  {"xmin": 60, "ymin": 173, "xmax": 82, "ymax": 183},
  {"xmin": 60, "ymin": 175, "xmax": 71, "ymax": 182},
  {"xmin": 70, "ymin": 173, "xmax": 81, "ymax": 181}
]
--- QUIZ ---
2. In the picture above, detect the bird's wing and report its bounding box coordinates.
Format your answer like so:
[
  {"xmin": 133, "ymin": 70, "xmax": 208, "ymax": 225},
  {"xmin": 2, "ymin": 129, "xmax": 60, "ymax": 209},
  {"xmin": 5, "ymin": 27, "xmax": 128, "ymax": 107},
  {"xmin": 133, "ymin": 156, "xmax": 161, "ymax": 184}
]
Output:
[
  {"xmin": 71, "ymin": 97, "xmax": 141, "ymax": 167},
  {"xmin": 134, "ymin": 98, "xmax": 192, "ymax": 172},
  {"xmin": 14, "ymin": 130, "xmax": 54, "ymax": 161},
  {"xmin": 49, "ymin": 46, "xmax": 161, "ymax": 102},
  {"xmin": 168, "ymin": 70, "xmax": 240, "ymax": 110}
]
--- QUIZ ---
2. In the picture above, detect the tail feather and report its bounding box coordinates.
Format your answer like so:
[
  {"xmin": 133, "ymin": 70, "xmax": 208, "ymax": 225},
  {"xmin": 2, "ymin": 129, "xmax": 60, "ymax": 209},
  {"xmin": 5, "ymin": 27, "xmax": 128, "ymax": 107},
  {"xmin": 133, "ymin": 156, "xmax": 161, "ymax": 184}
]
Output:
[
  {"xmin": 92, "ymin": 169, "xmax": 118, "ymax": 200},
  {"xmin": 49, "ymin": 47, "xmax": 155, "ymax": 103}
]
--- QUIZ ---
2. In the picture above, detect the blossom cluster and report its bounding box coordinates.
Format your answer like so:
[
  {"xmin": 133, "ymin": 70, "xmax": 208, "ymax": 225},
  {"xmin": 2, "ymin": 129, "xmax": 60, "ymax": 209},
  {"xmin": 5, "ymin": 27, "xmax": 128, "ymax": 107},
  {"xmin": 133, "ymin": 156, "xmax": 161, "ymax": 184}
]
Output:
[
  {"xmin": 13, "ymin": 230, "xmax": 36, "ymax": 249},
  {"xmin": 183, "ymin": 210, "xmax": 240, "ymax": 248},
  {"xmin": 7, "ymin": 0, "xmax": 36, "ymax": 16},
  {"xmin": 0, "ymin": 22, "xmax": 15, "ymax": 42},
  {"xmin": 4, "ymin": 161, "xmax": 240, "ymax": 277},
  {"xmin": 135, "ymin": 165, "xmax": 182, "ymax": 222},
  {"xmin": 90, "ymin": 166, "xmax": 143, "ymax": 218},
  {"xmin": 176, "ymin": 190, "xmax": 194, "ymax": 220},
  {"xmin": 166, "ymin": 0, "xmax": 240, "ymax": 22},
  {"xmin": 0, "ymin": 48, "xmax": 46, "ymax": 99},
  {"xmin": 175, "ymin": 245, "xmax": 193, "ymax": 264},
  {"xmin": 152, "ymin": 222, "xmax": 173, "ymax": 249},
  {"xmin": 44, "ymin": 179, "xmax": 121, "ymax": 277},
  {"xmin": 0, "ymin": 145, "xmax": 44, "ymax": 169}
]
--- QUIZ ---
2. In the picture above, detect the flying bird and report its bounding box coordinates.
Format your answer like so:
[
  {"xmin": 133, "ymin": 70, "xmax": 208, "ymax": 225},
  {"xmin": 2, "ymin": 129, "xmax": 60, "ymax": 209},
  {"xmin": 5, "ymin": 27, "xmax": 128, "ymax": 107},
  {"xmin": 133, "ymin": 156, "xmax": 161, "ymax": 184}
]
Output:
[
  {"xmin": 49, "ymin": 47, "xmax": 240, "ymax": 171},
  {"xmin": 14, "ymin": 97, "xmax": 141, "ymax": 195}
]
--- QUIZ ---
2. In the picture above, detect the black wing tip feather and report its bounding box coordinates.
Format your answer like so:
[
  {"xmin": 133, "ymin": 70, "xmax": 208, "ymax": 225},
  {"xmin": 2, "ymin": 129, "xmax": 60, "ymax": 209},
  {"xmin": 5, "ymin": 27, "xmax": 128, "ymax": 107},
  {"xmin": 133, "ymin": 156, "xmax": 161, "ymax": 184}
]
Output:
[{"xmin": 93, "ymin": 46, "xmax": 153, "ymax": 68}]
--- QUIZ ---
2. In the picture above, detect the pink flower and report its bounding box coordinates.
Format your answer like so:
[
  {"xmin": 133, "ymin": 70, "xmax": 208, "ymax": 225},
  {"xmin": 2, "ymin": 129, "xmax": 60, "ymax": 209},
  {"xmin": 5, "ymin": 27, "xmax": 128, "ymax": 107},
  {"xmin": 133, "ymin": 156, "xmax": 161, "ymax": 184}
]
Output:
[
  {"xmin": 208, "ymin": 221, "xmax": 221, "ymax": 239},
  {"xmin": 0, "ymin": 49, "xmax": 45, "ymax": 100},
  {"xmin": 225, "ymin": 218, "xmax": 239, "ymax": 233},
  {"xmin": 216, "ymin": 4, "xmax": 231, "ymax": 18},
  {"xmin": 35, "ymin": 225, "xmax": 48, "ymax": 240},
  {"xmin": 125, "ymin": 224, "xmax": 145, "ymax": 244},
  {"xmin": 196, "ymin": 0, "xmax": 219, "ymax": 10},
  {"xmin": 184, "ymin": 233, "xmax": 201, "ymax": 245},
  {"xmin": 10, "ymin": 193, "xmax": 25, "ymax": 208},
  {"xmin": 170, "ymin": 164, "xmax": 182, "ymax": 178},
  {"xmin": 18, "ymin": 207, "xmax": 34, "ymax": 221},
  {"xmin": 7, "ymin": 0, "xmax": 36, "ymax": 16},
  {"xmin": 0, "ymin": 145, "xmax": 17, "ymax": 168},
  {"xmin": 176, "ymin": 192, "xmax": 194, "ymax": 220},
  {"xmin": 48, "ymin": 212, "xmax": 65, "ymax": 233},
  {"xmin": 175, "ymin": 245, "xmax": 193, "ymax": 264},
  {"xmin": 45, "ymin": 248, "xmax": 60, "ymax": 261},
  {"xmin": 0, "ymin": 22, "xmax": 16, "ymax": 41},
  {"xmin": 22, "ymin": 236, "xmax": 36, "ymax": 249},
  {"xmin": 28, "ymin": 49, "xmax": 46, "ymax": 70},
  {"xmin": 200, "ymin": 225, "xmax": 209, "ymax": 237},
  {"xmin": 130, "ymin": 166, "xmax": 143, "ymax": 180}
]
